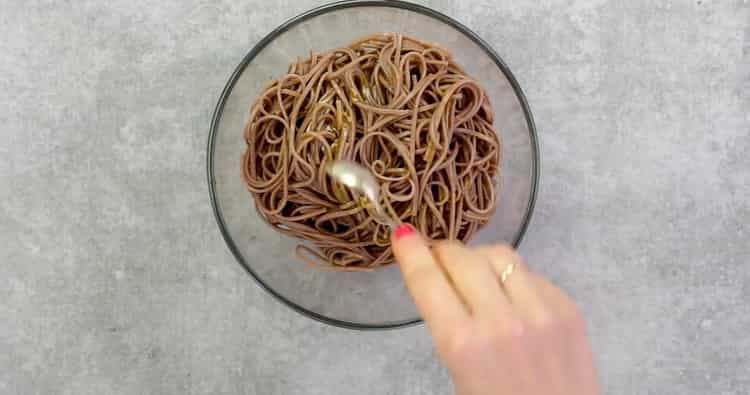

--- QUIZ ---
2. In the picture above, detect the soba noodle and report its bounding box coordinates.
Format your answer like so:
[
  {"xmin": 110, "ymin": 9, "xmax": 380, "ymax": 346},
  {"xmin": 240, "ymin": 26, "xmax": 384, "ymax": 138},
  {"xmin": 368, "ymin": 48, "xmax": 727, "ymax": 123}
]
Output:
[{"xmin": 242, "ymin": 33, "xmax": 501, "ymax": 271}]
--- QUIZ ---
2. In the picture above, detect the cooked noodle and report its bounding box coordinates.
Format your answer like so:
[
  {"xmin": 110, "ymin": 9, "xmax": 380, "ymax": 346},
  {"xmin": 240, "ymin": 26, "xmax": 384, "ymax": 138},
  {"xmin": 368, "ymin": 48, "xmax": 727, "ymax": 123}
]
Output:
[{"xmin": 242, "ymin": 33, "xmax": 501, "ymax": 271}]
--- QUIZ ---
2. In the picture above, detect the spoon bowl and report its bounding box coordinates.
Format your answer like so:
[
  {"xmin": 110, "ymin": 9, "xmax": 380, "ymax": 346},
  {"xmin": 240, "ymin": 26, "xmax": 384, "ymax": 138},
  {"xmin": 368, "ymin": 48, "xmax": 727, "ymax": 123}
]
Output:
[{"xmin": 325, "ymin": 160, "xmax": 399, "ymax": 229}]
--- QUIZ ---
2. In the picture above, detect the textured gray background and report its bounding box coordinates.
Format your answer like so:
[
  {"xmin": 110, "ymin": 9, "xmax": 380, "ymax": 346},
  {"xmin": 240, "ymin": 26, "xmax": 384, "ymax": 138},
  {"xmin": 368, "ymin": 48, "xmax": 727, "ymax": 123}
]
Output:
[{"xmin": 1, "ymin": 0, "xmax": 748, "ymax": 394}]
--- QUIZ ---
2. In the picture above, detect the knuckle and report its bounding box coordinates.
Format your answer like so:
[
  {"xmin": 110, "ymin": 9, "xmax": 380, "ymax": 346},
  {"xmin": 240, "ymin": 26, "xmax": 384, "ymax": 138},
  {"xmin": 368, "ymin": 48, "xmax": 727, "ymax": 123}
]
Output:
[
  {"xmin": 445, "ymin": 323, "xmax": 480, "ymax": 358},
  {"xmin": 505, "ymin": 318, "xmax": 528, "ymax": 339},
  {"xmin": 530, "ymin": 311, "xmax": 560, "ymax": 332},
  {"xmin": 485, "ymin": 316, "xmax": 526, "ymax": 341},
  {"xmin": 486, "ymin": 318, "xmax": 531, "ymax": 353},
  {"xmin": 526, "ymin": 303, "xmax": 581, "ymax": 335}
]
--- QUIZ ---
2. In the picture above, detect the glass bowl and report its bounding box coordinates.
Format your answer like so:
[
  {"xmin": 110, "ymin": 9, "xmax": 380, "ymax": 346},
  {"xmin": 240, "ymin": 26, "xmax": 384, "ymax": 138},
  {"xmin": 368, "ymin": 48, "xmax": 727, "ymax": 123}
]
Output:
[{"xmin": 207, "ymin": 0, "xmax": 539, "ymax": 329}]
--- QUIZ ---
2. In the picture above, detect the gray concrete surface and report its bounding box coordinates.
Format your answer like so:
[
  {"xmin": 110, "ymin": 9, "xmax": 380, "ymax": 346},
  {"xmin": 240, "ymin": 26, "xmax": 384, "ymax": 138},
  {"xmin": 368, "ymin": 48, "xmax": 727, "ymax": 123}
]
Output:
[{"xmin": 1, "ymin": 0, "xmax": 748, "ymax": 394}]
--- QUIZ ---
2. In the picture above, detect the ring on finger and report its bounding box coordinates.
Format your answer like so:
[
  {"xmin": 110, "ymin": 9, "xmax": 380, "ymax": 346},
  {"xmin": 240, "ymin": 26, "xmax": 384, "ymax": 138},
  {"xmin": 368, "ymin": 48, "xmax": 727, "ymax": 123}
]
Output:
[{"xmin": 499, "ymin": 261, "xmax": 516, "ymax": 283}]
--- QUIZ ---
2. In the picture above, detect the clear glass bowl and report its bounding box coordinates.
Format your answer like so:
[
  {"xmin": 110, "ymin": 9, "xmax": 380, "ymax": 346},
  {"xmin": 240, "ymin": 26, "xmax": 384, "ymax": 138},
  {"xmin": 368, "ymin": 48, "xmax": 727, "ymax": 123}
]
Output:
[{"xmin": 208, "ymin": 0, "xmax": 539, "ymax": 329}]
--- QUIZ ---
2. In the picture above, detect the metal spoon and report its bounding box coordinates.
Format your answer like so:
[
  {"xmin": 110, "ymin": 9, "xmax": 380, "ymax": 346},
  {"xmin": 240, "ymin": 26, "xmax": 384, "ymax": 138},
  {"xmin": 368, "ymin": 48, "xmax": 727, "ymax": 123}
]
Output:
[{"xmin": 325, "ymin": 160, "xmax": 398, "ymax": 229}]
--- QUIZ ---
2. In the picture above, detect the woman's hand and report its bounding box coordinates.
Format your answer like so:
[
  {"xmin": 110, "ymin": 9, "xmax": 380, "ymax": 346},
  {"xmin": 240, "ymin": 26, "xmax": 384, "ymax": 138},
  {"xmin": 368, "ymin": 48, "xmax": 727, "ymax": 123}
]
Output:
[{"xmin": 391, "ymin": 224, "xmax": 600, "ymax": 395}]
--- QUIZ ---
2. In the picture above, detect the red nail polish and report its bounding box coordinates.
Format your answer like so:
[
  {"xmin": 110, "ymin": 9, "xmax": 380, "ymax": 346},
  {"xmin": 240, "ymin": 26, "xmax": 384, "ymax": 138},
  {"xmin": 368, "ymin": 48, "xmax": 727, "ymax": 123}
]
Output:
[{"xmin": 393, "ymin": 224, "xmax": 415, "ymax": 240}]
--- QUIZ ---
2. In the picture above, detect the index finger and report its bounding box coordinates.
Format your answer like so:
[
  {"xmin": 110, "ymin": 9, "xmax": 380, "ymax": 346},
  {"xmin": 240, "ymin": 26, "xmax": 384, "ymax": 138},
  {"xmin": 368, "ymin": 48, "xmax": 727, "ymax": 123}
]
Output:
[{"xmin": 391, "ymin": 224, "xmax": 469, "ymax": 338}]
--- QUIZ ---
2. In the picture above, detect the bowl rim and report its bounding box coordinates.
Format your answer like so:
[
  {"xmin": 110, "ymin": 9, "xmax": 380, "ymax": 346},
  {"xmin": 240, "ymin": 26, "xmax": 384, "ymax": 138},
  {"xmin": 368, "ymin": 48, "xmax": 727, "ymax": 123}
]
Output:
[{"xmin": 207, "ymin": 0, "xmax": 540, "ymax": 330}]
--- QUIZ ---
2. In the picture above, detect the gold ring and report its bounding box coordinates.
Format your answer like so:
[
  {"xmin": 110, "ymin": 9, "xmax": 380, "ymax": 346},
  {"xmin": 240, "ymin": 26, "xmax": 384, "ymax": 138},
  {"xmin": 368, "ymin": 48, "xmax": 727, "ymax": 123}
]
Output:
[{"xmin": 500, "ymin": 262, "xmax": 516, "ymax": 283}]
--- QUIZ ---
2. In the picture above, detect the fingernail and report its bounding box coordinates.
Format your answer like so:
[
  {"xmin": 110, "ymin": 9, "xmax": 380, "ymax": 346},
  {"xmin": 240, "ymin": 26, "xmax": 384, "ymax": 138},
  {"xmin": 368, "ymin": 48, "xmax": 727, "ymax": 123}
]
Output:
[{"xmin": 393, "ymin": 223, "xmax": 415, "ymax": 240}]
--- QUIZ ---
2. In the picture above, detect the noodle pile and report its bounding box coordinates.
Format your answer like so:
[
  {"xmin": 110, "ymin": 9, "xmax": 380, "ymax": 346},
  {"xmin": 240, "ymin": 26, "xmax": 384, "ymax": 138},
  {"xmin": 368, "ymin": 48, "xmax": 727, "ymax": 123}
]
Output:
[{"xmin": 242, "ymin": 33, "xmax": 501, "ymax": 271}]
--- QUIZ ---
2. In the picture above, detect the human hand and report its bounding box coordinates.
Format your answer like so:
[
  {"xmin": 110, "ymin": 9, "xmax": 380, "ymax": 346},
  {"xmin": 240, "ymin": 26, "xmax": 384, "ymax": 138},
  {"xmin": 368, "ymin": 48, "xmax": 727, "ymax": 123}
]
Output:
[{"xmin": 391, "ymin": 224, "xmax": 599, "ymax": 395}]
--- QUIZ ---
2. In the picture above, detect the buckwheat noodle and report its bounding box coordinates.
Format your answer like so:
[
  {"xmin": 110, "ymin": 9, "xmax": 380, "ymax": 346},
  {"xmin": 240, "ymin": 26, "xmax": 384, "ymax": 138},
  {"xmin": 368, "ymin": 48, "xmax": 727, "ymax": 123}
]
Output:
[{"xmin": 242, "ymin": 33, "xmax": 501, "ymax": 271}]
